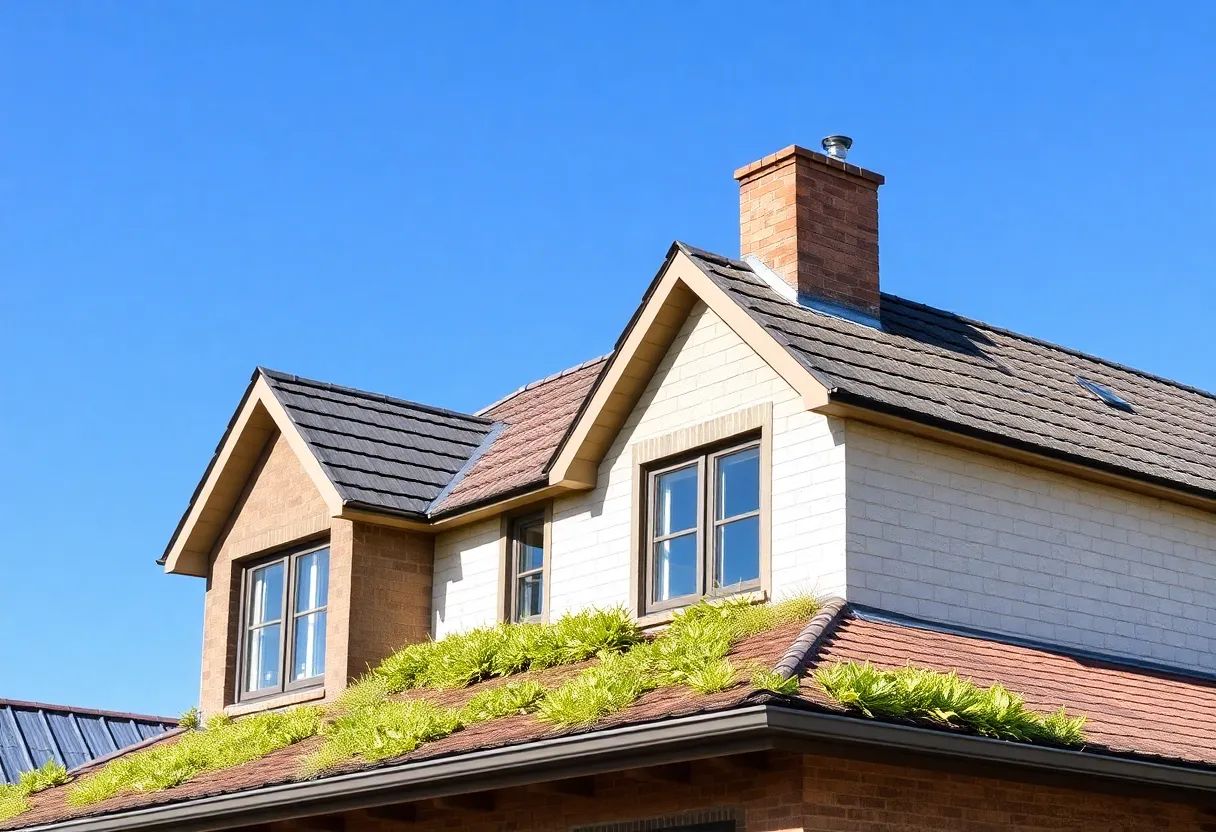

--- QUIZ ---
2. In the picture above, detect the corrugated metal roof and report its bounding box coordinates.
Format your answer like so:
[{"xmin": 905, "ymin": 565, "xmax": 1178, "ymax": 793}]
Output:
[{"xmin": 0, "ymin": 700, "xmax": 175, "ymax": 784}]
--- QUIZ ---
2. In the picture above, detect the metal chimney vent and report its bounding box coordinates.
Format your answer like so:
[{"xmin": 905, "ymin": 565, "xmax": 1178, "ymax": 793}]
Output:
[{"xmin": 821, "ymin": 135, "xmax": 853, "ymax": 160}]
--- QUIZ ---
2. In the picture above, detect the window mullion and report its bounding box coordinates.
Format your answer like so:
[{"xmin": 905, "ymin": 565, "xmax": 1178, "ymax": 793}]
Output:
[{"xmin": 279, "ymin": 555, "xmax": 292, "ymax": 695}]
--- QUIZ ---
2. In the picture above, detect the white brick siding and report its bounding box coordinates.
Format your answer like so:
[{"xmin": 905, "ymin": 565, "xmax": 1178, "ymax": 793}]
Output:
[
  {"xmin": 432, "ymin": 518, "xmax": 500, "ymax": 639},
  {"xmin": 846, "ymin": 422, "xmax": 1216, "ymax": 672},
  {"xmin": 431, "ymin": 300, "xmax": 848, "ymax": 635},
  {"xmin": 548, "ymin": 301, "xmax": 846, "ymax": 616}
]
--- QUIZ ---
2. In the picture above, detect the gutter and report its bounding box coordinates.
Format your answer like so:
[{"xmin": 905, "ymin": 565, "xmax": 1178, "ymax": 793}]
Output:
[{"xmin": 25, "ymin": 703, "xmax": 1216, "ymax": 832}]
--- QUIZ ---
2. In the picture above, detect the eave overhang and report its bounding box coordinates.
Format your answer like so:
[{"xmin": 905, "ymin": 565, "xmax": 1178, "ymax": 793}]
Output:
[{"xmin": 20, "ymin": 703, "xmax": 1216, "ymax": 832}]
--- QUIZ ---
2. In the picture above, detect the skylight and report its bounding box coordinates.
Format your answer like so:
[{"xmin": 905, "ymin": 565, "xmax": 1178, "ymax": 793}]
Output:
[{"xmin": 1076, "ymin": 377, "xmax": 1134, "ymax": 412}]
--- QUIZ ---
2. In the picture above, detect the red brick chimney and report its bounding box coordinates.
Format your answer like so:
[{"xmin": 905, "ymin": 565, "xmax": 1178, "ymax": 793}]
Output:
[{"xmin": 734, "ymin": 141, "xmax": 884, "ymax": 320}]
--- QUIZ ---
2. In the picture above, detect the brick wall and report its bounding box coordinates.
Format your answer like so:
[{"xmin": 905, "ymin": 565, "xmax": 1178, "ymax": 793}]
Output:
[
  {"xmin": 200, "ymin": 431, "xmax": 331, "ymax": 716},
  {"xmin": 270, "ymin": 751, "xmax": 1206, "ymax": 831},
  {"xmin": 433, "ymin": 518, "xmax": 501, "ymax": 639},
  {"xmin": 428, "ymin": 301, "xmax": 848, "ymax": 634},
  {"xmin": 736, "ymin": 146, "xmax": 883, "ymax": 318},
  {"xmin": 201, "ymin": 434, "xmax": 436, "ymax": 716},
  {"xmin": 345, "ymin": 521, "xmax": 433, "ymax": 678},
  {"xmin": 548, "ymin": 300, "xmax": 847, "ymax": 617},
  {"xmin": 846, "ymin": 422, "xmax": 1216, "ymax": 672}
]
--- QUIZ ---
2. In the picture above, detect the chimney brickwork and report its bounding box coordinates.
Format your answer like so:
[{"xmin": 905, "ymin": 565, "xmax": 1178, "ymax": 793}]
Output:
[{"xmin": 735, "ymin": 145, "xmax": 884, "ymax": 318}]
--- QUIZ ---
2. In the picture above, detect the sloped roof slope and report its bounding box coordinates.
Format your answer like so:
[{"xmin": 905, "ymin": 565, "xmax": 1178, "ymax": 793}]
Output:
[
  {"xmin": 260, "ymin": 369, "xmax": 495, "ymax": 516},
  {"xmin": 432, "ymin": 357, "xmax": 608, "ymax": 514},
  {"xmin": 0, "ymin": 701, "xmax": 175, "ymax": 785},
  {"xmin": 681, "ymin": 244, "xmax": 1216, "ymax": 500},
  {"xmin": 799, "ymin": 608, "xmax": 1216, "ymax": 769},
  {"xmin": 12, "ymin": 605, "xmax": 1216, "ymax": 829}
]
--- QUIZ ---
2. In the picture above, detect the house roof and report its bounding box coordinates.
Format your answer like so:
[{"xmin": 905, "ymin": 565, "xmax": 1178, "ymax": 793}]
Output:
[
  {"xmin": 258, "ymin": 369, "xmax": 495, "ymax": 517},
  {"xmin": 681, "ymin": 245, "xmax": 1216, "ymax": 502},
  {"xmin": 11, "ymin": 604, "xmax": 1216, "ymax": 829},
  {"xmin": 0, "ymin": 701, "xmax": 175, "ymax": 785},
  {"xmin": 431, "ymin": 356, "xmax": 608, "ymax": 515}
]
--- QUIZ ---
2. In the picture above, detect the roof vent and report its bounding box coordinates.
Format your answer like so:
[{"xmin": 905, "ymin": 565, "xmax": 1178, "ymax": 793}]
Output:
[
  {"xmin": 821, "ymin": 135, "xmax": 853, "ymax": 160},
  {"xmin": 1076, "ymin": 377, "xmax": 1134, "ymax": 412}
]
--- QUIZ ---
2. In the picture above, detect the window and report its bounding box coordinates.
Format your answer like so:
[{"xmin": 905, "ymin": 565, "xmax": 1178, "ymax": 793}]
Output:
[
  {"xmin": 508, "ymin": 513, "xmax": 546, "ymax": 622},
  {"xmin": 238, "ymin": 542, "xmax": 329, "ymax": 701},
  {"xmin": 645, "ymin": 439, "xmax": 761, "ymax": 611}
]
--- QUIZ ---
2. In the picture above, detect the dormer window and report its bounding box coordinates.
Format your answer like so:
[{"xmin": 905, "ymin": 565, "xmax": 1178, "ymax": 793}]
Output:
[{"xmin": 238, "ymin": 542, "xmax": 329, "ymax": 701}]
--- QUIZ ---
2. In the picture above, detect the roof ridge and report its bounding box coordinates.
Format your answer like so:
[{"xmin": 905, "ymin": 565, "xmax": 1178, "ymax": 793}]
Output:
[
  {"xmin": 879, "ymin": 293, "xmax": 1216, "ymax": 405},
  {"xmin": 0, "ymin": 699, "xmax": 176, "ymax": 725},
  {"xmin": 475, "ymin": 354, "xmax": 611, "ymax": 416},
  {"xmin": 258, "ymin": 367, "xmax": 493, "ymax": 426},
  {"xmin": 774, "ymin": 597, "xmax": 850, "ymax": 680}
]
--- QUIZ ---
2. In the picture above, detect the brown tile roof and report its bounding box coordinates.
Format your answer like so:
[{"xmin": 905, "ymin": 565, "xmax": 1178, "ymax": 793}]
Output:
[
  {"xmin": 0, "ymin": 617, "xmax": 802, "ymax": 830},
  {"xmin": 432, "ymin": 356, "xmax": 607, "ymax": 514},
  {"xmin": 682, "ymin": 244, "xmax": 1216, "ymax": 502},
  {"xmin": 797, "ymin": 609, "xmax": 1216, "ymax": 769},
  {"xmin": 11, "ymin": 606, "xmax": 1216, "ymax": 829}
]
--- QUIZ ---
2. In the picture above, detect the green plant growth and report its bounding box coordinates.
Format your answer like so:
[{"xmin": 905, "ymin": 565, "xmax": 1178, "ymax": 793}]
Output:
[
  {"xmin": 0, "ymin": 761, "xmax": 70, "ymax": 821},
  {"xmin": 750, "ymin": 669, "xmax": 800, "ymax": 694},
  {"xmin": 43, "ymin": 595, "xmax": 823, "ymax": 819},
  {"xmin": 536, "ymin": 595, "xmax": 820, "ymax": 727},
  {"xmin": 68, "ymin": 707, "xmax": 324, "ymax": 807},
  {"xmin": 815, "ymin": 661, "xmax": 1086, "ymax": 746},
  {"xmin": 177, "ymin": 707, "xmax": 200, "ymax": 731}
]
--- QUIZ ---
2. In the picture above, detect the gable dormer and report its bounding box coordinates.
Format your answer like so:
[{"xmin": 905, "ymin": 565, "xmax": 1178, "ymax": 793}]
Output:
[{"xmin": 167, "ymin": 369, "xmax": 492, "ymax": 716}]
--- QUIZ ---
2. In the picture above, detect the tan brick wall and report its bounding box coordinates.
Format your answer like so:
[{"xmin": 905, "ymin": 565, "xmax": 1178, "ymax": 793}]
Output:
[
  {"xmin": 270, "ymin": 751, "xmax": 1206, "ymax": 831},
  {"xmin": 736, "ymin": 147, "xmax": 882, "ymax": 318},
  {"xmin": 200, "ymin": 431, "xmax": 331, "ymax": 716},
  {"xmin": 346, "ymin": 520, "xmax": 433, "ymax": 679},
  {"xmin": 200, "ymin": 434, "xmax": 436, "ymax": 716}
]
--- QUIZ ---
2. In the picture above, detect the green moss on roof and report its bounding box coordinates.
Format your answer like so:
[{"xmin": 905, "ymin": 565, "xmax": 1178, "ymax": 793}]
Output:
[{"xmin": 815, "ymin": 661, "xmax": 1086, "ymax": 746}]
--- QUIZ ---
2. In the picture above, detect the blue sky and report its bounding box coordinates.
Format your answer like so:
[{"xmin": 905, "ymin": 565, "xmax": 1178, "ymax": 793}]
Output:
[{"xmin": 1, "ymin": 2, "xmax": 1213, "ymax": 717}]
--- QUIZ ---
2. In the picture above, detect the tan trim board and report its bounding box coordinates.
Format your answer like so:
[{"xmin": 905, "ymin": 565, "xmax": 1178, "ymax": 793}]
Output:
[
  {"xmin": 549, "ymin": 249, "xmax": 830, "ymax": 487},
  {"xmin": 163, "ymin": 375, "xmax": 345, "ymax": 576}
]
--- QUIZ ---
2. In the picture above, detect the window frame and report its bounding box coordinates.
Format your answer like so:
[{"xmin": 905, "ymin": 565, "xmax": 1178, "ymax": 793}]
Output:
[
  {"xmin": 234, "ymin": 539, "xmax": 330, "ymax": 704},
  {"xmin": 642, "ymin": 435, "xmax": 763, "ymax": 614},
  {"xmin": 507, "ymin": 511, "xmax": 548, "ymax": 623}
]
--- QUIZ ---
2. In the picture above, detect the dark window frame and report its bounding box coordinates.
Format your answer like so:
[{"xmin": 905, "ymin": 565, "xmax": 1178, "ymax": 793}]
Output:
[
  {"xmin": 642, "ymin": 435, "xmax": 762, "ymax": 614},
  {"xmin": 234, "ymin": 539, "xmax": 330, "ymax": 704},
  {"xmin": 507, "ymin": 512, "xmax": 547, "ymax": 623}
]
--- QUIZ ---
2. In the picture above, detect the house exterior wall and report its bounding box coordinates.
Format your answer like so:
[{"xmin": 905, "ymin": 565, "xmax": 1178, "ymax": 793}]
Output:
[
  {"xmin": 432, "ymin": 301, "xmax": 848, "ymax": 635},
  {"xmin": 433, "ymin": 518, "xmax": 501, "ymax": 639},
  {"xmin": 846, "ymin": 421, "xmax": 1216, "ymax": 672},
  {"xmin": 200, "ymin": 431, "xmax": 331, "ymax": 717},
  {"xmin": 269, "ymin": 751, "xmax": 1206, "ymax": 831},
  {"xmin": 201, "ymin": 434, "xmax": 436, "ymax": 717}
]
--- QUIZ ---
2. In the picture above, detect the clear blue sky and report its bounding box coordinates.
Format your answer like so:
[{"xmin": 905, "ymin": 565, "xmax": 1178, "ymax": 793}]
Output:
[{"xmin": 1, "ymin": 2, "xmax": 1213, "ymax": 717}]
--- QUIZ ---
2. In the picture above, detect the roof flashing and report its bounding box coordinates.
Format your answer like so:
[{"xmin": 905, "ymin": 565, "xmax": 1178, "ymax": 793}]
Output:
[{"xmin": 740, "ymin": 254, "xmax": 882, "ymax": 330}]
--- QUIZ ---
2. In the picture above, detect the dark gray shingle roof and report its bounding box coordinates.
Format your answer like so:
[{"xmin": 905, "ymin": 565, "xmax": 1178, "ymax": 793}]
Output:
[
  {"xmin": 680, "ymin": 243, "xmax": 1216, "ymax": 499},
  {"xmin": 0, "ymin": 701, "xmax": 175, "ymax": 784},
  {"xmin": 260, "ymin": 369, "xmax": 494, "ymax": 516}
]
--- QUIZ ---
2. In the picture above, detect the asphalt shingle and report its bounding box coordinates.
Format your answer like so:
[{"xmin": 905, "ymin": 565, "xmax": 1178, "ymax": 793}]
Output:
[{"xmin": 681, "ymin": 244, "xmax": 1216, "ymax": 500}]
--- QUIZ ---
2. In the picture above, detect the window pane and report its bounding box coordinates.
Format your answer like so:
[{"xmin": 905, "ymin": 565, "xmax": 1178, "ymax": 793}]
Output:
[
  {"xmin": 249, "ymin": 561, "xmax": 284, "ymax": 625},
  {"xmin": 516, "ymin": 573, "xmax": 543, "ymax": 620},
  {"xmin": 517, "ymin": 522, "xmax": 544, "ymax": 573},
  {"xmin": 716, "ymin": 447, "xmax": 760, "ymax": 520},
  {"xmin": 715, "ymin": 515, "xmax": 760, "ymax": 589},
  {"xmin": 294, "ymin": 548, "xmax": 330, "ymax": 613},
  {"xmin": 654, "ymin": 464, "xmax": 698, "ymax": 537},
  {"xmin": 291, "ymin": 610, "xmax": 327, "ymax": 681},
  {"xmin": 653, "ymin": 533, "xmax": 697, "ymax": 601},
  {"xmin": 244, "ymin": 624, "xmax": 281, "ymax": 692}
]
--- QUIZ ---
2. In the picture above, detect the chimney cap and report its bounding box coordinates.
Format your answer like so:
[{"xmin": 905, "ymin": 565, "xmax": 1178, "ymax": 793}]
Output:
[{"xmin": 821, "ymin": 135, "xmax": 853, "ymax": 160}]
